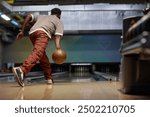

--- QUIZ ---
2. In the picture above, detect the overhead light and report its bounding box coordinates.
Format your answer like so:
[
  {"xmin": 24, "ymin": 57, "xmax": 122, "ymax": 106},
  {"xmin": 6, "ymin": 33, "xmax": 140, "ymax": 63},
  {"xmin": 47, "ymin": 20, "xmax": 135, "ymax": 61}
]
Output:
[
  {"xmin": 11, "ymin": 20, "xmax": 19, "ymax": 26},
  {"xmin": 1, "ymin": 14, "xmax": 11, "ymax": 21}
]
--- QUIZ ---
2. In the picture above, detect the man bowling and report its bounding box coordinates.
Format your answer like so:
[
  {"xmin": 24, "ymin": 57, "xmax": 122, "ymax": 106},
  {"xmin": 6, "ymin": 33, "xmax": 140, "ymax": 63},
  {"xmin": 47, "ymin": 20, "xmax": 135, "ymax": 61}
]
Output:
[{"xmin": 12, "ymin": 8, "xmax": 64, "ymax": 87}]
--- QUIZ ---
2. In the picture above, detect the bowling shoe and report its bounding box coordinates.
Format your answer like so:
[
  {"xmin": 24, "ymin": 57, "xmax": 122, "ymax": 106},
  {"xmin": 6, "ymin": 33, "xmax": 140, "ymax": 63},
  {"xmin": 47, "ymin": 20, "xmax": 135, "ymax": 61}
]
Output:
[{"xmin": 12, "ymin": 67, "xmax": 24, "ymax": 87}]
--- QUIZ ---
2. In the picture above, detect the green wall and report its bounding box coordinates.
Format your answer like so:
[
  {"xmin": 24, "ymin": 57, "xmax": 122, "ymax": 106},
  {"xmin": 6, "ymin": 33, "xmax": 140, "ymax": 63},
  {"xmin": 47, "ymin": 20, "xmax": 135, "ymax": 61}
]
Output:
[{"xmin": 3, "ymin": 34, "xmax": 121, "ymax": 64}]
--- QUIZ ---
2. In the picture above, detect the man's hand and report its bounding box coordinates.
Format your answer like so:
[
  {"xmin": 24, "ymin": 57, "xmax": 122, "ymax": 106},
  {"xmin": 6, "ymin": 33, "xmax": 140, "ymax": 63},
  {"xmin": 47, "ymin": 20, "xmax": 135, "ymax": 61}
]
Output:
[{"xmin": 16, "ymin": 31, "xmax": 24, "ymax": 40}]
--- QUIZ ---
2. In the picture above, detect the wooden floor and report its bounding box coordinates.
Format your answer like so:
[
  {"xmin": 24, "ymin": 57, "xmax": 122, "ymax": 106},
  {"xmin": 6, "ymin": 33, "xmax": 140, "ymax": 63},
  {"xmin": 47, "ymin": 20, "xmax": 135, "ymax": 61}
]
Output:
[{"xmin": 0, "ymin": 80, "xmax": 150, "ymax": 100}]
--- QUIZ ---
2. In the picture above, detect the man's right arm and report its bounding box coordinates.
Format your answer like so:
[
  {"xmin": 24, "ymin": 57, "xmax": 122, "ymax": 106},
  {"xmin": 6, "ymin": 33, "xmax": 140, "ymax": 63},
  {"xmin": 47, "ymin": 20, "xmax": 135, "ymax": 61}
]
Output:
[
  {"xmin": 16, "ymin": 14, "xmax": 32, "ymax": 40},
  {"xmin": 55, "ymin": 35, "xmax": 61, "ymax": 49},
  {"xmin": 21, "ymin": 14, "xmax": 32, "ymax": 33}
]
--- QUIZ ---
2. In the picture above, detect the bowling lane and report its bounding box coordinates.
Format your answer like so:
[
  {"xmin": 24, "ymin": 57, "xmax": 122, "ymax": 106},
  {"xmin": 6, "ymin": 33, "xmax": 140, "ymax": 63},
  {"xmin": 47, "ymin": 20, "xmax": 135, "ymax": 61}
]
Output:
[{"xmin": 0, "ymin": 72, "xmax": 150, "ymax": 100}]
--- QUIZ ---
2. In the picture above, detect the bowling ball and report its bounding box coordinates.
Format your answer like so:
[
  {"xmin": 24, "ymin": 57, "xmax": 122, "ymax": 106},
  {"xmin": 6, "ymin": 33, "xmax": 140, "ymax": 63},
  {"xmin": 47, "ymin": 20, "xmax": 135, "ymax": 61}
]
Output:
[{"xmin": 52, "ymin": 49, "xmax": 67, "ymax": 64}]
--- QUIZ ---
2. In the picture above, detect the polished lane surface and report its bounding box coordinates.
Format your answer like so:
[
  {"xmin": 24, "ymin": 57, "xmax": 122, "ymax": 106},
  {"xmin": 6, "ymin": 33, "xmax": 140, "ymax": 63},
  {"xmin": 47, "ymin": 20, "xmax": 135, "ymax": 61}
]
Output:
[{"xmin": 0, "ymin": 72, "xmax": 150, "ymax": 100}]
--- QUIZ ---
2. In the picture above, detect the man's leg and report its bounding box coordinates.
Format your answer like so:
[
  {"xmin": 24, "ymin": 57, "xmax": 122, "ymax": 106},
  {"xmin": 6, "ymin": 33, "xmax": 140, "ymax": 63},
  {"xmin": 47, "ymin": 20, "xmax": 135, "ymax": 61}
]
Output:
[
  {"xmin": 39, "ymin": 52, "xmax": 53, "ymax": 84},
  {"xmin": 13, "ymin": 31, "xmax": 49, "ymax": 86}
]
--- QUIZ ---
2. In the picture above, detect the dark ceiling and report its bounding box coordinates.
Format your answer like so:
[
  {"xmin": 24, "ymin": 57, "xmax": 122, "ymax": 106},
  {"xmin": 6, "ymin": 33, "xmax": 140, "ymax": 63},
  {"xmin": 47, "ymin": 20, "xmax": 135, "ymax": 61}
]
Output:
[
  {"xmin": 0, "ymin": 0, "xmax": 148, "ymax": 34},
  {"xmin": 6, "ymin": 0, "xmax": 148, "ymax": 6}
]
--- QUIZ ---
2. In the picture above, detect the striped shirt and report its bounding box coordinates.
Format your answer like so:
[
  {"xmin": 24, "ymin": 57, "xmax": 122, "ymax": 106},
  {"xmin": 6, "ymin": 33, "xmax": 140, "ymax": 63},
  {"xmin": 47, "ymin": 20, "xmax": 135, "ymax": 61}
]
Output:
[{"xmin": 29, "ymin": 14, "xmax": 64, "ymax": 39}]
